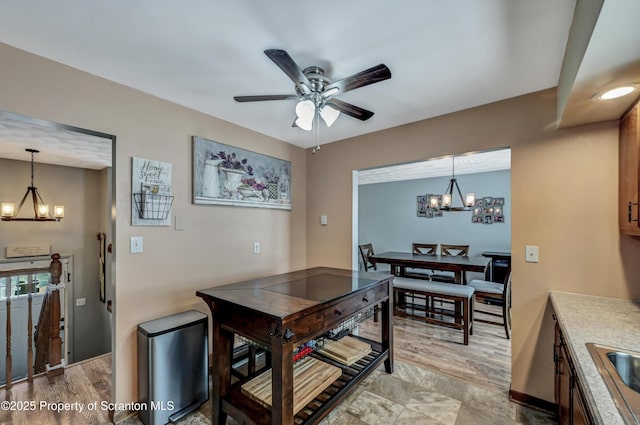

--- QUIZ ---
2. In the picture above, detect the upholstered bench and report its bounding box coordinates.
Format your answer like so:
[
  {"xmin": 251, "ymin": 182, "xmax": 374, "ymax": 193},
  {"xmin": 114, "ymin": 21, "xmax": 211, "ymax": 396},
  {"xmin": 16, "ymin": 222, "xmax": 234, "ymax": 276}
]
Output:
[{"xmin": 393, "ymin": 277, "xmax": 475, "ymax": 345}]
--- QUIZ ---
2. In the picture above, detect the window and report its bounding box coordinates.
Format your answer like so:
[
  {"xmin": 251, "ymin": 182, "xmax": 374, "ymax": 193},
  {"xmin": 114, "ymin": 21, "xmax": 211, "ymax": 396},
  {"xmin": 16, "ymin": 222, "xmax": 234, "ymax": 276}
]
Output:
[{"xmin": 0, "ymin": 269, "xmax": 49, "ymax": 300}]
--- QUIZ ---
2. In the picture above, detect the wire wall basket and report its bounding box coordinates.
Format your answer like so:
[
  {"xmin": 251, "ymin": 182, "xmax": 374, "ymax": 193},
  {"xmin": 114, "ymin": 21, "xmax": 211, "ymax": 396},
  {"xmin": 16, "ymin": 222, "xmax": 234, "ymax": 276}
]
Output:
[{"xmin": 133, "ymin": 193, "xmax": 174, "ymax": 220}]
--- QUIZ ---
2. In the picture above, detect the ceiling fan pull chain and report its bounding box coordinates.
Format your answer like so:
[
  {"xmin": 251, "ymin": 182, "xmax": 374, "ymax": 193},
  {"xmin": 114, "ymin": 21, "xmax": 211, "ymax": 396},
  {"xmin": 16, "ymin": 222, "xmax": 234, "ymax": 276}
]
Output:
[{"xmin": 312, "ymin": 112, "xmax": 321, "ymax": 154}]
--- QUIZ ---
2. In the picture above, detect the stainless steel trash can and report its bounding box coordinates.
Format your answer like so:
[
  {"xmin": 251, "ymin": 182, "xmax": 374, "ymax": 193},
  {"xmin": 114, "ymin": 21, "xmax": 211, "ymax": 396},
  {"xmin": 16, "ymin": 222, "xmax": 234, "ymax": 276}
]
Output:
[{"xmin": 137, "ymin": 310, "xmax": 208, "ymax": 425}]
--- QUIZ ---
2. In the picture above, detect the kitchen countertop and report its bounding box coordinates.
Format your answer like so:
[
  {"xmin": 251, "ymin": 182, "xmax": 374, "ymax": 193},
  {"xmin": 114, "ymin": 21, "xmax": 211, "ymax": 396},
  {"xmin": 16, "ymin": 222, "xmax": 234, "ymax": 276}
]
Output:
[{"xmin": 550, "ymin": 291, "xmax": 640, "ymax": 425}]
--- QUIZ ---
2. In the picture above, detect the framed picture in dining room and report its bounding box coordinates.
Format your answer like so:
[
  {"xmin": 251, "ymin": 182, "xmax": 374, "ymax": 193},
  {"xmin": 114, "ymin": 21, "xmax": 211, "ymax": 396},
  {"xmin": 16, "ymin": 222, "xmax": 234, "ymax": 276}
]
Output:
[
  {"xmin": 471, "ymin": 196, "xmax": 505, "ymax": 224},
  {"xmin": 192, "ymin": 136, "xmax": 291, "ymax": 210},
  {"xmin": 417, "ymin": 195, "xmax": 427, "ymax": 217}
]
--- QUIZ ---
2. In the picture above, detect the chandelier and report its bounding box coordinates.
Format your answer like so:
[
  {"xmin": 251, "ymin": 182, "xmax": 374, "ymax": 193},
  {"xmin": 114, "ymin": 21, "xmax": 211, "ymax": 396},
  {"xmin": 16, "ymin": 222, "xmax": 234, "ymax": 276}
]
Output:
[
  {"xmin": 1, "ymin": 149, "xmax": 65, "ymax": 221},
  {"xmin": 428, "ymin": 157, "xmax": 475, "ymax": 212}
]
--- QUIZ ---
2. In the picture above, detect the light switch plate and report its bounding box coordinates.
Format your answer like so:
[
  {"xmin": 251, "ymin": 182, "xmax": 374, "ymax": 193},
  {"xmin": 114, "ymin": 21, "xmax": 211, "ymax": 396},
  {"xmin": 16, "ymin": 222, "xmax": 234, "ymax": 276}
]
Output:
[
  {"xmin": 130, "ymin": 236, "xmax": 143, "ymax": 254},
  {"xmin": 320, "ymin": 215, "xmax": 328, "ymax": 225},
  {"xmin": 525, "ymin": 245, "xmax": 539, "ymax": 263}
]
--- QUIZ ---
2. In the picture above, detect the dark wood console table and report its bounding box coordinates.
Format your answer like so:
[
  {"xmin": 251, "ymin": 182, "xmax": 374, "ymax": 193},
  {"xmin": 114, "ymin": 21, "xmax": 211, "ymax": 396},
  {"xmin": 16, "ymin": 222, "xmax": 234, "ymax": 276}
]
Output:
[{"xmin": 196, "ymin": 267, "xmax": 394, "ymax": 425}]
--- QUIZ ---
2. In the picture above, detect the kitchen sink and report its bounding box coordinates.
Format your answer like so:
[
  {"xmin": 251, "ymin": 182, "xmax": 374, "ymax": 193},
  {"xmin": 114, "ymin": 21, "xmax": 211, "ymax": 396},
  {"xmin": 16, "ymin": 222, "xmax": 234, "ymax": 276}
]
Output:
[
  {"xmin": 587, "ymin": 343, "xmax": 640, "ymax": 424},
  {"xmin": 607, "ymin": 351, "xmax": 640, "ymax": 393}
]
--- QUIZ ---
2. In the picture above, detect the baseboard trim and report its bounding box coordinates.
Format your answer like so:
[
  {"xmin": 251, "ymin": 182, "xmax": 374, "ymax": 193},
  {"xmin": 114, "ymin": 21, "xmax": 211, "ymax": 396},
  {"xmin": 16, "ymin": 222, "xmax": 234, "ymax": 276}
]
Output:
[
  {"xmin": 509, "ymin": 388, "xmax": 557, "ymax": 414},
  {"xmin": 113, "ymin": 409, "xmax": 136, "ymax": 424}
]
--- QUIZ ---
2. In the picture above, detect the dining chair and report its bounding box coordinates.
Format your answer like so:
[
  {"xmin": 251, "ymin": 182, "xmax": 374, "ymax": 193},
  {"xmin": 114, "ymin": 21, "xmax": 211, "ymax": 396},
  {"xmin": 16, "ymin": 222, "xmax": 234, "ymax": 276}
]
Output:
[
  {"xmin": 431, "ymin": 244, "xmax": 470, "ymax": 283},
  {"xmin": 404, "ymin": 243, "xmax": 438, "ymax": 280},
  {"xmin": 467, "ymin": 270, "xmax": 512, "ymax": 339},
  {"xmin": 357, "ymin": 243, "xmax": 388, "ymax": 323},
  {"xmin": 358, "ymin": 243, "xmax": 390, "ymax": 272},
  {"xmin": 440, "ymin": 244, "xmax": 469, "ymax": 256},
  {"xmin": 413, "ymin": 243, "xmax": 438, "ymax": 255}
]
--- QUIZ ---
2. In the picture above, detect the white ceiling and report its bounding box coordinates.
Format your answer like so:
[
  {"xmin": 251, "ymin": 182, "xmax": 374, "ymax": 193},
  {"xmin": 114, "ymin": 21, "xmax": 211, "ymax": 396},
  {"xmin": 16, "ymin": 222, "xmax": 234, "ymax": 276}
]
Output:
[
  {"xmin": 0, "ymin": 0, "xmax": 638, "ymax": 170},
  {"xmin": 359, "ymin": 149, "xmax": 511, "ymax": 185},
  {"xmin": 0, "ymin": 112, "xmax": 112, "ymax": 170}
]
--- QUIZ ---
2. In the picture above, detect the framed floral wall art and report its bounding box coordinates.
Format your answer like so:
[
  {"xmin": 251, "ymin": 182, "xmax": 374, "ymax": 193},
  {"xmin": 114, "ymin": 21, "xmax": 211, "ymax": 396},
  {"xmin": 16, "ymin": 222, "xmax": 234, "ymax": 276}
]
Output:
[{"xmin": 192, "ymin": 136, "xmax": 291, "ymax": 210}]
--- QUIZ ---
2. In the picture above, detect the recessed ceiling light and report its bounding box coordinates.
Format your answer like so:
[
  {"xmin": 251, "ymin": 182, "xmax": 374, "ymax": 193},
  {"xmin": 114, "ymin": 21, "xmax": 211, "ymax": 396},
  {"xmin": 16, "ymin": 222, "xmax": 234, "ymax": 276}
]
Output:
[{"xmin": 598, "ymin": 86, "xmax": 637, "ymax": 100}]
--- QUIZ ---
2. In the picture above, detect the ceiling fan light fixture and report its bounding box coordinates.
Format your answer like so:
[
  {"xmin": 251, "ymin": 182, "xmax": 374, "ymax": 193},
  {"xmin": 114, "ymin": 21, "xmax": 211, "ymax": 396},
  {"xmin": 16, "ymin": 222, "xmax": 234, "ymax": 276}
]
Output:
[
  {"xmin": 295, "ymin": 99, "xmax": 315, "ymax": 119},
  {"xmin": 295, "ymin": 99, "xmax": 316, "ymax": 131},
  {"xmin": 234, "ymin": 50, "xmax": 391, "ymax": 134},
  {"xmin": 320, "ymin": 105, "xmax": 340, "ymax": 127},
  {"xmin": 295, "ymin": 116, "xmax": 313, "ymax": 131}
]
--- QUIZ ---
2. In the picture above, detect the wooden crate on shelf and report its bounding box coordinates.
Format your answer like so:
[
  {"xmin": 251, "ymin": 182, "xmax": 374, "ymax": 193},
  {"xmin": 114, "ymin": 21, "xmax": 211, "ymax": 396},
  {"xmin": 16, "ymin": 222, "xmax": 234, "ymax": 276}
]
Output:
[{"xmin": 241, "ymin": 357, "xmax": 341, "ymax": 414}]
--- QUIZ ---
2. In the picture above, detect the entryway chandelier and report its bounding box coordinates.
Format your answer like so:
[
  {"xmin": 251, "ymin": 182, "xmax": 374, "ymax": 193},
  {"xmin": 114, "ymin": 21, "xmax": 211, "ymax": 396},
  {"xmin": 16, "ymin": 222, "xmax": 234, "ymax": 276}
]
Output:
[
  {"xmin": 1, "ymin": 149, "xmax": 65, "ymax": 222},
  {"xmin": 428, "ymin": 157, "xmax": 475, "ymax": 212}
]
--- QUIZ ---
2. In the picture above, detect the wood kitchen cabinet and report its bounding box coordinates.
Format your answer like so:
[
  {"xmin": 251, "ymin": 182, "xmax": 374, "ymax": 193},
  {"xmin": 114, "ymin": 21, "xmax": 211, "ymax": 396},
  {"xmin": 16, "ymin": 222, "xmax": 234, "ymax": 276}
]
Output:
[
  {"xmin": 619, "ymin": 100, "xmax": 640, "ymax": 235},
  {"xmin": 554, "ymin": 320, "xmax": 595, "ymax": 425}
]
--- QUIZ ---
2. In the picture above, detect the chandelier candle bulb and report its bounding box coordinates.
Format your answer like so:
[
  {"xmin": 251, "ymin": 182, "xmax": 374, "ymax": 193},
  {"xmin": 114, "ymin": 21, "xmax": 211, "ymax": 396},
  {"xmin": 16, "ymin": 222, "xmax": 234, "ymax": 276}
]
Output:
[
  {"xmin": 442, "ymin": 194, "xmax": 452, "ymax": 208},
  {"xmin": 1, "ymin": 203, "xmax": 14, "ymax": 217},
  {"xmin": 465, "ymin": 193, "xmax": 475, "ymax": 207},
  {"xmin": 53, "ymin": 205, "xmax": 65, "ymax": 218},
  {"xmin": 37, "ymin": 204, "xmax": 49, "ymax": 218}
]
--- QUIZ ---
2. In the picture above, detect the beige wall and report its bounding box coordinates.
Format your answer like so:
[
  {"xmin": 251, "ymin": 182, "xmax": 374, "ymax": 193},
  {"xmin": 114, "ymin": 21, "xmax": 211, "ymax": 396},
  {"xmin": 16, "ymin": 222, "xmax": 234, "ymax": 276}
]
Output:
[
  {"xmin": 0, "ymin": 43, "xmax": 307, "ymax": 404},
  {"xmin": 305, "ymin": 89, "xmax": 640, "ymax": 401}
]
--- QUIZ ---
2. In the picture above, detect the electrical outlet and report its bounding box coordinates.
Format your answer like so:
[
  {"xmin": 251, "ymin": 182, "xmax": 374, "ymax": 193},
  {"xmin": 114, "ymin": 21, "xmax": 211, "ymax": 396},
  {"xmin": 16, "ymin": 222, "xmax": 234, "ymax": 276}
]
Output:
[
  {"xmin": 254, "ymin": 242, "xmax": 261, "ymax": 254},
  {"xmin": 76, "ymin": 298, "xmax": 86, "ymax": 307}
]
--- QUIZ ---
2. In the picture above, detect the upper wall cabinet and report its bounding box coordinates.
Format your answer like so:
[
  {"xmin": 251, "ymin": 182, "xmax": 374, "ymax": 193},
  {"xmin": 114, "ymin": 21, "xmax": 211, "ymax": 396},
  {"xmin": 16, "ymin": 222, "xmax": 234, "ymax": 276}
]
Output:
[{"xmin": 619, "ymin": 100, "xmax": 640, "ymax": 235}]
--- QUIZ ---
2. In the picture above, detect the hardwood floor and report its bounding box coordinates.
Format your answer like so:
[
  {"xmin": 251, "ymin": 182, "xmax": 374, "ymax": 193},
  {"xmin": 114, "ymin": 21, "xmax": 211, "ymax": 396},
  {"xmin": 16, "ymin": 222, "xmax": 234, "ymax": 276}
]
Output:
[
  {"xmin": 0, "ymin": 304, "xmax": 514, "ymax": 425},
  {"xmin": 0, "ymin": 353, "xmax": 112, "ymax": 425},
  {"xmin": 359, "ymin": 303, "xmax": 511, "ymax": 394}
]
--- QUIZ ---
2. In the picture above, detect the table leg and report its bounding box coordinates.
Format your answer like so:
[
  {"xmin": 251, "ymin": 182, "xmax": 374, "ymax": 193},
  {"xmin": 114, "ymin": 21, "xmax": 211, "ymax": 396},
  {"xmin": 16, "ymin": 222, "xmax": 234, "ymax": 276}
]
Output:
[
  {"xmin": 211, "ymin": 314, "xmax": 231, "ymax": 425},
  {"xmin": 454, "ymin": 270, "xmax": 462, "ymax": 324},
  {"xmin": 382, "ymin": 289, "xmax": 394, "ymax": 374},
  {"xmin": 271, "ymin": 336, "xmax": 294, "ymax": 425}
]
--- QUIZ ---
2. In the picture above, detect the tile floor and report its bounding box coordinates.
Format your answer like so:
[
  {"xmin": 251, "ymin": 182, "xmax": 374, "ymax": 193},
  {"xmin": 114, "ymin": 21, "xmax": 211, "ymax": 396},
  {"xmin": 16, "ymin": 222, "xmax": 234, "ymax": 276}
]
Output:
[{"xmin": 122, "ymin": 359, "xmax": 556, "ymax": 425}]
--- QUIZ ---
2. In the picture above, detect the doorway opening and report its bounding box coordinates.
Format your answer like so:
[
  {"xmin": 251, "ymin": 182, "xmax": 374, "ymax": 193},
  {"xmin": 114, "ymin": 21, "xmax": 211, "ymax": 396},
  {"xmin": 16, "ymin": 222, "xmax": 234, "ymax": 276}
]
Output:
[
  {"xmin": 0, "ymin": 109, "xmax": 116, "ymax": 388},
  {"xmin": 351, "ymin": 147, "xmax": 511, "ymax": 391}
]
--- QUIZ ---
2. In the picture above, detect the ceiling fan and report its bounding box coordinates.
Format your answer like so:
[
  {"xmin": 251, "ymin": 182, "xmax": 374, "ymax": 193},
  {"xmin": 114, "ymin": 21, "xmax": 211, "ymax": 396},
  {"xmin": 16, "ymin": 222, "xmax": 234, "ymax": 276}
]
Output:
[{"xmin": 234, "ymin": 49, "xmax": 392, "ymax": 131}]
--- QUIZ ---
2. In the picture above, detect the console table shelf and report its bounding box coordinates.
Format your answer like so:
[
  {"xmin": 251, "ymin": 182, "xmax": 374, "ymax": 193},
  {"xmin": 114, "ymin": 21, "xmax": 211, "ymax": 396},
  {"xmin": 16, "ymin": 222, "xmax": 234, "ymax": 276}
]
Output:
[{"xmin": 226, "ymin": 339, "xmax": 386, "ymax": 425}]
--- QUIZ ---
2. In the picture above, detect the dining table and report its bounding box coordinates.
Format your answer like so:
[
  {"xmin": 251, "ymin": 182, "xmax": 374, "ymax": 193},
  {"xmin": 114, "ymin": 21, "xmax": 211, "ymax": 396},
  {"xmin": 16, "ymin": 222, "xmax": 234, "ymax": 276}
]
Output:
[{"xmin": 368, "ymin": 251, "xmax": 491, "ymax": 284}]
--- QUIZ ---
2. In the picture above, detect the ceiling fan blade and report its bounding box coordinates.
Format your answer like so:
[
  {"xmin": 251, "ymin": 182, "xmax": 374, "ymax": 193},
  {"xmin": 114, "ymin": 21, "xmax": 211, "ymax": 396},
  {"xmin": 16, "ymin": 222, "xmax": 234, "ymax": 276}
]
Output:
[
  {"xmin": 323, "ymin": 64, "xmax": 391, "ymax": 96},
  {"xmin": 264, "ymin": 49, "xmax": 311, "ymax": 94},
  {"xmin": 234, "ymin": 94, "xmax": 298, "ymax": 102},
  {"xmin": 326, "ymin": 99, "xmax": 374, "ymax": 121}
]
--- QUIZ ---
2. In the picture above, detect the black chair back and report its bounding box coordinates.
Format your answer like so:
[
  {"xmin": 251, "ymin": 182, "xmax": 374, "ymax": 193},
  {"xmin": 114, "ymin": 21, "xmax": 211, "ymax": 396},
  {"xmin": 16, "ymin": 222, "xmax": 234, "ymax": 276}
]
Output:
[{"xmin": 358, "ymin": 243, "xmax": 377, "ymax": 271}]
